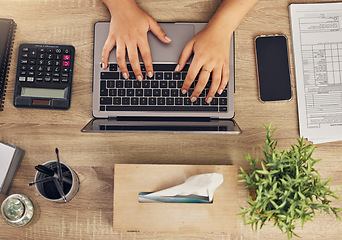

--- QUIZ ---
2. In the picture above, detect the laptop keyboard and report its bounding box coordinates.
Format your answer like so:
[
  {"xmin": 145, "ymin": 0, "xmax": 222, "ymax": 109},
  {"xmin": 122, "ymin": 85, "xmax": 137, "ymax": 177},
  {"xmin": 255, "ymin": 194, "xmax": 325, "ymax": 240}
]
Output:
[{"xmin": 99, "ymin": 63, "xmax": 228, "ymax": 112}]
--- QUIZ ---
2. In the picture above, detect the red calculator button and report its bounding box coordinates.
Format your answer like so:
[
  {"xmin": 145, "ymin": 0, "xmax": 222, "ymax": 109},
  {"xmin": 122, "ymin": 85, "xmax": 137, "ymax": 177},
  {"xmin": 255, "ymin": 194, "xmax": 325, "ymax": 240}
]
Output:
[
  {"xmin": 63, "ymin": 55, "xmax": 70, "ymax": 60},
  {"xmin": 63, "ymin": 61, "xmax": 70, "ymax": 67}
]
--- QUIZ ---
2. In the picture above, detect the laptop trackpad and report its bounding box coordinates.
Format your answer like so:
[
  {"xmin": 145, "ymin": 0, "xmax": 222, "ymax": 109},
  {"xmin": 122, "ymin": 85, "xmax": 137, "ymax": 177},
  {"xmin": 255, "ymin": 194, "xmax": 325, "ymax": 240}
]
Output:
[{"xmin": 147, "ymin": 23, "xmax": 195, "ymax": 62}]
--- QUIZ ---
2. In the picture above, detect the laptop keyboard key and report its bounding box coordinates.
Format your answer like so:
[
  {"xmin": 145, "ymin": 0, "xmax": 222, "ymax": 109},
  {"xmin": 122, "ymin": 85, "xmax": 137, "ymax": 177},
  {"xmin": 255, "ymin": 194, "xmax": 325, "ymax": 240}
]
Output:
[
  {"xmin": 125, "ymin": 80, "xmax": 133, "ymax": 88},
  {"xmin": 157, "ymin": 98, "xmax": 165, "ymax": 105},
  {"xmin": 162, "ymin": 89, "xmax": 170, "ymax": 96},
  {"xmin": 122, "ymin": 97, "xmax": 130, "ymax": 105},
  {"xmin": 133, "ymin": 81, "xmax": 141, "ymax": 88},
  {"xmin": 149, "ymin": 97, "xmax": 157, "ymax": 105},
  {"xmin": 144, "ymin": 89, "xmax": 152, "ymax": 96},
  {"xmin": 164, "ymin": 72, "xmax": 172, "ymax": 79},
  {"xmin": 219, "ymin": 106, "xmax": 228, "ymax": 112},
  {"xmin": 136, "ymin": 89, "xmax": 143, "ymax": 96},
  {"xmin": 101, "ymin": 72, "xmax": 119, "ymax": 79},
  {"xmin": 118, "ymin": 89, "xmax": 126, "ymax": 96},
  {"xmin": 131, "ymin": 97, "xmax": 139, "ymax": 105},
  {"xmin": 175, "ymin": 98, "xmax": 183, "ymax": 105},
  {"xmin": 109, "ymin": 89, "xmax": 117, "ymax": 96},
  {"xmin": 113, "ymin": 97, "xmax": 121, "ymax": 105},
  {"xmin": 166, "ymin": 98, "xmax": 174, "ymax": 105},
  {"xmin": 140, "ymin": 98, "xmax": 147, "ymax": 105},
  {"xmin": 153, "ymin": 89, "xmax": 161, "ymax": 96},
  {"xmin": 127, "ymin": 89, "xmax": 134, "ymax": 96},
  {"xmin": 142, "ymin": 81, "xmax": 150, "ymax": 88},
  {"xmin": 107, "ymin": 80, "xmax": 115, "ymax": 88},
  {"xmin": 171, "ymin": 89, "xmax": 179, "ymax": 97},
  {"xmin": 219, "ymin": 98, "xmax": 227, "ymax": 105},
  {"xmin": 156, "ymin": 72, "xmax": 163, "ymax": 79},
  {"xmin": 151, "ymin": 80, "xmax": 159, "ymax": 88},
  {"xmin": 100, "ymin": 97, "xmax": 112, "ymax": 105},
  {"xmin": 169, "ymin": 81, "xmax": 177, "ymax": 88},
  {"xmin": 160, "ymin": 81, "xmax": 167, "ymax": 88}
]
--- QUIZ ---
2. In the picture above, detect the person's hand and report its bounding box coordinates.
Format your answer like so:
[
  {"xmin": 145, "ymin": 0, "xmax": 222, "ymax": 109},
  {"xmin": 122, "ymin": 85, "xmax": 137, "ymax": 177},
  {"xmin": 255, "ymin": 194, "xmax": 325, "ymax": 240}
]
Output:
[
  {"xmin": 101, "ymin": 1, "xmax": 171, "ymax": 80},
  {"xmin": 176, "ymin": 24, "xmax": 232, "ymax": 104}
]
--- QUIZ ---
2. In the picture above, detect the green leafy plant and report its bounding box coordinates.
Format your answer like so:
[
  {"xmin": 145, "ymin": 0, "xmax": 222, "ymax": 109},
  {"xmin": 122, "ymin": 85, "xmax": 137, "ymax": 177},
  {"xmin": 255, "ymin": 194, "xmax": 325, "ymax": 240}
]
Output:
[{"xmin": 238, "ymin": 124, "xmax": 342, "ymax": 239}]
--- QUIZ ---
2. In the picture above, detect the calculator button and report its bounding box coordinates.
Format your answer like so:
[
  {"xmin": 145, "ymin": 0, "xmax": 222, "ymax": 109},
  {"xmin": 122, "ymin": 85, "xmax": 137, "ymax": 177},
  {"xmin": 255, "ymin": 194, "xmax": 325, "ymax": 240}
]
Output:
[
  {"xmin": 36, "ymin": 77, "xmax": 43, "ymax": 81},
  {"xmin": 52, "ymin": 78, "xmax": 60, "ymax": 82},
  {"xmin": 27, "ymin": 77, "xmax": 34, "ymax": 82},
  {"xmin": 46, "ymin": 60, "xmax": 53, "ymax": 66},
  {"xmin": 47, "ymin": 48, "xmax": 54, "ymax": 53},
  {"xmin": 29, "ymin": 66, "xmax": 35, "ymax": 71},
  {"xmin": 62, "ymin": 67, "xmax": 69, "ymax": 73},
  {"xmin": 22, "ymin": 53, "xmax": 28, "ymax": 58},
  {"xmin": 37, "ymin": 66, "xmax": 44, "ymax": 72},
  {"xmin": 38, "ymin": 60, "xmax": 45, "ymax": 65},
  {"xmin": 63, "ymin": 61, "xmax": 70, "ymax": 67},
  {"xmin": 20, "ymin": 71, "xmax": 26, "ymax": 75},
  {"xmin": 22, "ymin": 47, "xmax": 29, "ymax": 52},
  {"xmin": 19, "ymin": 77, "xmax": 26, "ymax": 82},
  {"xmin": 55, "ymin": 48, "xmax": 62, "ymax": 54},
  {"xmin": 46, "ymin": 66, "xmax": 52, "ymax": 72},
  {"xmin": 53, "ymin": 73, "xmax": 60, "ymax": 77},
  {"xmin": 47, "ymin": 54, "xmax": 54, "ymax": 60},
  {"xmin": 29, "ymin": 59, "xmax": 36, "ymax": 65},
  {"xmin": 29, "ymin": 49, "xmax": 37, "ymax": 58},
  {"xmin": 28, "ymin": 72, "xmax": 34, "ymax": 76},
  {"xmin": 39, "ymin": 53, "xmax": 45, "ymax": 59},
  {"xmin": 55, "ymin": 61, "xmax": 61, "ymax": 66},
  {"xmin": 38, "ymin": 48, "xmax": 45, "ymax": 53},
  {"xmin": 62, "ymin": 73, "xmax": 69, "ymax": 78},
  {"xmin": 64, "ymin": 49, "xmax": 70, "ymax": 54},
  {"xmin": 56, "ymin": 54, "xmax": 62, "ymax": 60},
  {"xmin": 63, "ymin": 55, "xmax": 70, "ymax": 60},
  {"xmin": 37, "ymin": 72, "xmax": 44, "ymax": 76},
  {"xmin": 20, "ymin": 65, "xmax": 27, "ymax": 71},
  {"xmin": 62, "ymin": 78, "xmax": 68, "ymax": 83},
  {"xmin": 54, "ymin": 67, "xmax": 60, "ymax": 72},
  {"xmin": 20, "ymin": 59, "xmax": 28, "ymax": 64},
  {"xmin": 44, "ymin": 77, "xmax": 51, "ymax": 82}
]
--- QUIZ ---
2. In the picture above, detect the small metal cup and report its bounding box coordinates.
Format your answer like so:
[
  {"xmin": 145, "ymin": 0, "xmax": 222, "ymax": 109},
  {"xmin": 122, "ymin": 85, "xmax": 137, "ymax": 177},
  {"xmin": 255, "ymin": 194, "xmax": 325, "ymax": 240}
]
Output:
[{"xmin": 34, "ymin": 160, "xmax": 80, "ymax": 203}]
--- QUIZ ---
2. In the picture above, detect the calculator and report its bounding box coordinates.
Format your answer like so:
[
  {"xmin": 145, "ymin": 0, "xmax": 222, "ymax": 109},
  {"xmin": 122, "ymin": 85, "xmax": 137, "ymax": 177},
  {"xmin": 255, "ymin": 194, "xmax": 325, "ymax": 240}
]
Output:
[{"xmin": 13, "ymin": 43, "xmax": 75, "ymax": 110}]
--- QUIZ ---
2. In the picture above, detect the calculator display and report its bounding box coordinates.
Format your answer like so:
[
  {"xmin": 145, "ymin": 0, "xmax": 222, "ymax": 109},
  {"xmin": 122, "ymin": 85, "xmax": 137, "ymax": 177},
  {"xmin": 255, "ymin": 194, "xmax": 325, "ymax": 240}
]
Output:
[{"xmin": 21, "ymin": 87, "xmax": 65, "ymax": 99}]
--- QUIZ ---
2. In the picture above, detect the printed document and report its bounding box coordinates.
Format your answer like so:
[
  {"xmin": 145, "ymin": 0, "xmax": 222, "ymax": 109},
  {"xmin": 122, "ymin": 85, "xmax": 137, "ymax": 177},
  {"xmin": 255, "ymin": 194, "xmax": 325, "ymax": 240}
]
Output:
[{"xmin": 290, "ymin": 3, "xmax": 342, "ymax": 143}]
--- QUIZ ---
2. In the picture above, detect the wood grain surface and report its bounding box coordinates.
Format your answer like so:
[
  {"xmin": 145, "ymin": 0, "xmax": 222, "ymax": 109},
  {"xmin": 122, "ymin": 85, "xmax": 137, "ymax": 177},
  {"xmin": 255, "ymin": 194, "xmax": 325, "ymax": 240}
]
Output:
[{"xmin": 0, "ymin": 0, "xmax": 342, "ymax": 239}]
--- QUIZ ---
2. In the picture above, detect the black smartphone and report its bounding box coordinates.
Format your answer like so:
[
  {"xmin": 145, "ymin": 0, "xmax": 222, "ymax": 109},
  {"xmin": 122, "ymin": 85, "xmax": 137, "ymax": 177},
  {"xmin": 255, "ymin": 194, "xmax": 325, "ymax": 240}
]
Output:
[{"xmin": 255, "ymin": 35, "xmax": 292, "ymax": 102}]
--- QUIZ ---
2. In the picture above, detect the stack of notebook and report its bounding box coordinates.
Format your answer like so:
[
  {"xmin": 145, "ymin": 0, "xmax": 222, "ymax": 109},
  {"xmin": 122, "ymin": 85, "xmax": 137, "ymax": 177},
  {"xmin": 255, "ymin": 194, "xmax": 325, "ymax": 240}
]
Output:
[{"xmin": 0, "ymin": 18, "xmax": 16, "ymax": 111}]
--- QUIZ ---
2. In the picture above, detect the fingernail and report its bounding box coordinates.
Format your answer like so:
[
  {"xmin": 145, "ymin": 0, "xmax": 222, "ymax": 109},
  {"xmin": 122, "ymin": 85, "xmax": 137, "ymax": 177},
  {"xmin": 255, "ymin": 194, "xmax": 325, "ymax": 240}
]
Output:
[
  {"xmin": 218, "ymin": 89, "xmax": 223, "ymax": 95},
  {"xmin": 181, "ymin": 89, "xmax": 187, "ymax": 95},
  {"xmin": 137, "ymin": 75, "xmax": 143, "ymax": 81},
  {"xmin": 190, "ymin": 97, "xmax": 197, "ymax": 102},
  {"xmin": 165, "ymin": 36, "xmax": 172, "ymax": 42},
  {"xmin": 147, "ymin": 71, "xmax": 153, "ymax": 78},
  {"xmin": 206, "ymin": 97, "xmax": 212, "ymax": 104},
  {"xmin": 122, "ymin": 72, "xmax": 128, "ymax": 79},
  {"xmin": 174, "ymin": 64, "xmax": 180, "ymax": 72},
  {"xmin": 100, "ymin": 62, "xmax": 105, "ymax": 69}
]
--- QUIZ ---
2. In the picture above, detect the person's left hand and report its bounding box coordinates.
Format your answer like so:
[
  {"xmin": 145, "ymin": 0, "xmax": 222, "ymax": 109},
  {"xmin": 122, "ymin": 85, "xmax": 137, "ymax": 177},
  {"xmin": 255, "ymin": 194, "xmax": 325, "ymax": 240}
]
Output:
[{"xmin": 175, "ymin": 24, "xmax": 232, "ymax": 104}]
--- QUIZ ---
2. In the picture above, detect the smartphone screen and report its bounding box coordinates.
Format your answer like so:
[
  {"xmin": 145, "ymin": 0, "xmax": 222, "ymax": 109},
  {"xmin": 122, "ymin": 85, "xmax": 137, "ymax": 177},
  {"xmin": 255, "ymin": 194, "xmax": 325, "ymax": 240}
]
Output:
[{"xmin": 255, "ymin": 35, "xmax": 292, "ymax": 102}]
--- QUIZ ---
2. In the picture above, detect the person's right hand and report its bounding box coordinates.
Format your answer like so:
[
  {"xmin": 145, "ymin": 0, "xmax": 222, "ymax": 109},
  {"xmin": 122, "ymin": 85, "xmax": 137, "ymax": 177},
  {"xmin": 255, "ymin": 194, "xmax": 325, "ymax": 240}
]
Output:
[{"xmin": 101, "ymin": 1, "xmax": 171, "ymax": 81}]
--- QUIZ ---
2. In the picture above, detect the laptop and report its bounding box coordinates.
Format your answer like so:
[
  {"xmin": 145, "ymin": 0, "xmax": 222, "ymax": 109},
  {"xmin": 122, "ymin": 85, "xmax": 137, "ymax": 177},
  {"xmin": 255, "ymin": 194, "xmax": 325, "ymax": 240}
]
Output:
[{"xmin": 82, "ymin": 22, "xmax": 241, "ymax": 133}]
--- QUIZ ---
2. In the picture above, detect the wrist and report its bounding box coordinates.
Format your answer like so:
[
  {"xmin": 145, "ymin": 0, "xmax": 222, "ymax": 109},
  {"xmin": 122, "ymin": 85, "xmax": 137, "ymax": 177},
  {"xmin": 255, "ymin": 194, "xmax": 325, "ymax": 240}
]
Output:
[{"xmin": 102, "ymin": 0, "xmax": 137, "ymax": 14}]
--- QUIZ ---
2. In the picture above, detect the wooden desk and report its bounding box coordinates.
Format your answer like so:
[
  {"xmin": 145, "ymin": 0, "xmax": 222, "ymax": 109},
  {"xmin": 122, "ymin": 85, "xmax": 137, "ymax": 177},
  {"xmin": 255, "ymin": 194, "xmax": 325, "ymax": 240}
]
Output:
[{"xmin": 0, "ymin": 0, "xmax": 341, "ymax": 239}]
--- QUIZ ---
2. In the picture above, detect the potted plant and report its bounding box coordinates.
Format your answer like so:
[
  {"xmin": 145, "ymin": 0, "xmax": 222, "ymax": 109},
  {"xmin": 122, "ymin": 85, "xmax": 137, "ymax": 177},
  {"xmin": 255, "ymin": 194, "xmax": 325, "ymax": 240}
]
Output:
[{"xmin": 238, "ymin": 124, "xmax": 342, "ymax": 239}]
